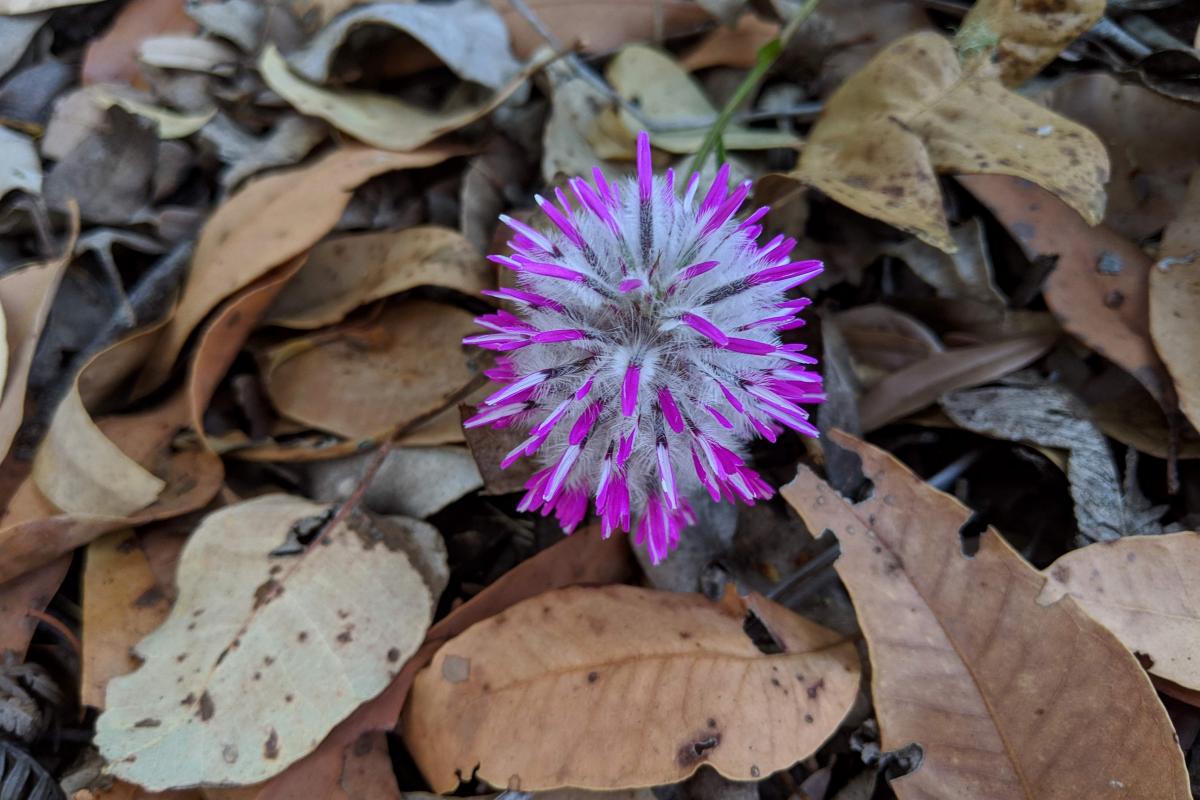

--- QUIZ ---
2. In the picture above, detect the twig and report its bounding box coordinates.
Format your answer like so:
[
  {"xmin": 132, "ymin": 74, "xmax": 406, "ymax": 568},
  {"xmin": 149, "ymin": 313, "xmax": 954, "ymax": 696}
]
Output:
[{"xmin": 24, "ymin": 609, "xmax": 82, "ymax": 658}]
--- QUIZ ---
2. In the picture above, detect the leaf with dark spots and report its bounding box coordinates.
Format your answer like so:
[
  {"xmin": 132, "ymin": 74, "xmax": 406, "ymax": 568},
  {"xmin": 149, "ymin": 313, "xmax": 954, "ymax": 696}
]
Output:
[
  {"xmin": 198, "ymin": 691, "xmax": 215, "ymax": 722},
  {"xmin": 405, "ymin": 584, "xmax": 859, "ymax": 790}
]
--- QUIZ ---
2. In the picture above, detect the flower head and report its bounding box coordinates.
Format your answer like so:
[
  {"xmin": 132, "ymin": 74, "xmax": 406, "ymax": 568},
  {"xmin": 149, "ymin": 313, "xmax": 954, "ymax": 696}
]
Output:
[{"xmin": 464, "ymin": 132, "xmax": 824, "ymax": 563}]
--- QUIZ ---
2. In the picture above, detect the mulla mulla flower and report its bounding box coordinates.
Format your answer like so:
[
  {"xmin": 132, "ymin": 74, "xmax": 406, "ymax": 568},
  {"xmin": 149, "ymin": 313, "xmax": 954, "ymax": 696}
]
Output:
[{"xmin": 463, "ymin": 132, "xmax": 824, "ymax": 563}]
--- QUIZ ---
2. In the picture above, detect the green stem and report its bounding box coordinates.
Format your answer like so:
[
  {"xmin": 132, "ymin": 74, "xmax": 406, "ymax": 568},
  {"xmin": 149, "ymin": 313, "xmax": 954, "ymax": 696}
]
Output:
[{"xmin": 689, "ymin": 0, "xmax": 822, "ymax": 171}]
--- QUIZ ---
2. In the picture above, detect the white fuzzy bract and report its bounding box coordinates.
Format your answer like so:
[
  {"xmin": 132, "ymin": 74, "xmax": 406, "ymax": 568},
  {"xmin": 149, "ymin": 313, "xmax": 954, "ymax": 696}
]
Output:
[{"xmin": 464, "ymin": 132, "xmax": 824, "ymax": 563}]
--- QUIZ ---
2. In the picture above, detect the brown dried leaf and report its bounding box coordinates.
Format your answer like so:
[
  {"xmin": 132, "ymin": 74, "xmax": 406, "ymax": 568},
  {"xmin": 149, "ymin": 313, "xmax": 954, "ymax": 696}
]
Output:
[
  {"xmin": 956, "ymin": 0, "xmax": 1104, "ymax": 86},
  {"xmin": 81, "ymin": 0, "xmax": 195, "ymax": 87},
  {"xmin": 795, "ymin": 31, "xmax": 1108, "ymax": 252},
  {"xmin": 1150, "ymin": 170, "xmax": 1200, "ymax": 431},
  {"xmin": 262, "ymin": 300, "xmax": 482, "ymax": 440},
  {"xmin": 1039, "ymin": 532, "xmax": 1200, "ymax": 691},
  {"xmin": 858, "ymin": 332, "xmax": 1056, "ymax": 431},
  {"xmin": 0, "ymin": 210, "xmax": 78, "ymax": 464},
  {"xmin": 680, "ymin": 13, "xmax": 779, "ymax": 71},
  {"xmin": 246, "ymin": 524, "xmax": 636, "ymax": 800},
  {"xmin": 0, "ymin": 557, "xmax": 71, "ymax": 660},
  {"xmin": 495, "ymin": 0, "xmax": 711, "ymax": 59},
  {"xmin": 781, "ymin": 431, "xmax": 1189, "ymax": 799},
  {"xmin": 136, "ymin": 144, "xmax": 465, "ymax": 395},
  {"xmin": 961, "ymin": 173, "xmax": 1169, "ymax": 403},
  {"xmin": 1044, "ymin": 73, "xmax": 1200, "ymax": 241},
  {"xmin": 81, "ymin": 531, "xmax": 175, "ymax": 708},
  {"xmin": 95, "ymin": 496, "xmax": 443, "ymax": 789},
  {"xmin": 265, "ymin": 227, "xmax": 493, "ymax": 330},
  {"xmin": 404, "ymin": 585, "xmax": 860, "ymax": 791}
]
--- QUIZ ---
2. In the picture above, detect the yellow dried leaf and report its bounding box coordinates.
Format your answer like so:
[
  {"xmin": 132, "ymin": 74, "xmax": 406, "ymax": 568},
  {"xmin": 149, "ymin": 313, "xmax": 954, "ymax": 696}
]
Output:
[
  {"xmin": 794, "ymin": 31, "xmax": 1108, "ymax": 252},
  {"xmin": 405, "ymin": 584, "xmax": 859, "ymax": 791},
  {"xmin": 781, "ymin": 432, "xmax": 1188, "ymax": 799},
  {"xmin": 957, "ymin": 0, "xmax": 1105, "ymax": 86}
]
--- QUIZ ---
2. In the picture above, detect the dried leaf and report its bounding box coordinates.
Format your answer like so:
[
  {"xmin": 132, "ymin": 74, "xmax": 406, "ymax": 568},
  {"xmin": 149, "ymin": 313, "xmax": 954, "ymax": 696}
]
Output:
[
  {"xmin": 96, "ymin": 495, "xmax": 443, "ymax": 789},
  {"xmin": 1039, "ymin": 532, "xmax": 1200, "ymax": 691},
  {"xmin": 404, "ymin": 585, "xmax": 860, "ymax": 791},
  {"xmin": 795, "ymin": 31, "xmax": 1108, "ymax": 252},
  {"xmin": 1150, "ymin": 169, "xmax": 1200, "ymax": 431},
  {"xmin": 956, "ymin": 0, "xmax": 1104, "ymax": 86},
  {"xmin": 495, "ymin": 0, "xmax": 711, "ymax": 59},
  {"xmin": 813, "ymin": 0, "xmax": 931, "ymax": 97},
  {"xmin": 605, "ymin": 44, "xmax": 799, "ymax": 155},
  {"xmin": 32, "ymin": 383, "xmax": 166, "ymax": 517},
  {"xmin": 261, "ymin": 300, "xmax": 482, "ymax": 440},
  {"xmin": 92, "ymin": 90, "xmax": 215, "ymax": 139},
  {"xmin": 287, "ymin": 0, "xmax": 519, "ymax": 89},
  {"xmin": 199, "ymin": 114, "xmax": 327, "ymax": 191},
  {"xmin": 1044, "ymin": 73, "xmax": 1200, "ymax": 241},
  {"xmin": 0, "ymin": 13, "xmax": 46, "ymax": 81},
  {"xmin": 258, "ymin": 44, "xmax": 540, "ymax": 153},
  {"xmin": 137, "ymin": 34, "xmax": 238, "ymax": 75},
  {"xmin": 858, "ymin": 332, "xmax": 1056, "ymax": 431},
  {"xmin": 680, "ymin": 13, "xmax": 779, "ymax": 71},
  {"xmin": 541, "ymin": 60, "xmax": 627, "ymax": 182},
  {"xmin": 0, "ymin": 557, "xmax": 71, "ymax": 660},
  {"xmin": 961, "ymin": 173, "xmax": 1169, "ymax": 403},
  {"xmin": 0, "ymin": 128, "xmax": 41, "ymax": 201},
  {"xmin": 305, "ymin": 447, "xmax": 483, "ymax": 520},
  {"xmin": 247, "ymin": 525, "xmax": 635, "ymax": 800},
  {"xmin": 881, "ymin": 219, "xmax": 1006, "ymax": 307},
  {"xmin": 941, "ymin": 382, "xmax": 1162, "ymax": 542},
  {"xmin": 81, "ymin": 0, "xmax": 195, "ymax": 87},
  {"xmin": 136, "ymin": 144, "xmax": 464, "ymax": 394},
  {"xmin": 81, "ymin": 531, "xmax": 175, "ymax": 708},
  {"xmin": 781, "ymin": 431, "xmax": 1189, "ymax": 799},
  {"xmin": 0, "ymin": 210, "xmax": 78, "ymax": 464},
  {"xmin": 265, "ymin": 227, "xmax": 493, "ymax": 330},
  {"xmin": 0, "ymin": 0, "xmax": 101, "ymax": 12}
]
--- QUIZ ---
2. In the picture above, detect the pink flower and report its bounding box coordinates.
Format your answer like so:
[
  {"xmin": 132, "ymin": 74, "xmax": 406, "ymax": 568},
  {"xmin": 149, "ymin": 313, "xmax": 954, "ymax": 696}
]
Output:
[{"xmin": 464, "ymin": 132, "xmax": 824, "ymax": 563}]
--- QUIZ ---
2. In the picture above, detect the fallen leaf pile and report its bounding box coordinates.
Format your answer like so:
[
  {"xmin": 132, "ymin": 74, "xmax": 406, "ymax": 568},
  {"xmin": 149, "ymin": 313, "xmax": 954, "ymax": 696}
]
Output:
[{"xmin": 0, "ymin": 0, "xmax": 1197, "ymax": 798}]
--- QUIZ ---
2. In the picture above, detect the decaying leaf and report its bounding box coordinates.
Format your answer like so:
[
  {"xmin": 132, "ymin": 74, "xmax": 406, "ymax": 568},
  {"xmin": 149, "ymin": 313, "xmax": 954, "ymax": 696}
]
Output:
[
  {"xmin": 795, "ymin": 31, "xmax": 1108, "ymax": 252},
  {"xmin": 541, "ymin": 59, "xmax": 627, "ymax": 183},
  {"xmin": 604, "ymin": 44, "xmax": 799, "ymax": 155},
  {"xmin": 286, "ymin": 0, "xmax": 520, "ymax": 89},
  {"xmin": 258, "ymin": 45, "xmax": 540, "ymax": 153},
  {"xmin": 405, "ymin": 585, "xmax": 859, "ymax": 791},
  {"xmin": 0, "ymin": 557, "xmax": 71, "ymax": 660},
  {"xmin": 1039, "ymin": 532, "xmax": 1200, "ymax": 692},
  {"xmin": 941, "ymin": 381, "xmax": 1163, "ymax": 542},
  {"xmin": 305, "ymin": 447, "xmax": 484, "ymax": 520},
  {"xmin": 881, "ymin": 219, "xmax": 1006, "ymax": 307},
  {"xmin": 261, "ymin": 300, "xmax": 482, "ymax": 440},
  {"xmin": 96, "ymin": 494, "xmax": 444, "ymax": 790},
  {"xmin": 265, "ymin": 227, "xmax": 493, "ymax": 330},
  {"xmin": 0, "ymin": 13, "xmax": 46, "ymax": 81},
  {"xmin": 91, "ymin": 89, "xmax": 215, "ymax": 139},
  {"xmin": 32, "ymin": 382, "xmax": 166, "ymax": 517},
  {"xmin": 961, "ymin": 174, "xmax": 1169, "ymax": 403},
  {"xmin": 136, "ymin": 144, "xmax": 465, "ymax": 394},
  {"xmin": 680, "ymin": 13, "xmax": 778, "ymax": 71},
  {"xmin": 81, "ymin": 531, "xmax": 175, "ymax": 709},
  {"xmin": 246, "ymin": 524, "xmax": 635, "ymax": 800},
  {"xmin": 858, "ymin": 331, "xmax": 1056, "ymax": 431},
  {"xmin": 1149, "ymin": 169, "xmax": 1200, "ymax": 431},
  {"xmin": 0, "ymin": 0, "xmax": 102, "ymax": 13},
  {"xmin": 199, "ymin": 114, "xmax": 327, "ymax": 191},
  {"xmin": 781, "ymin": 431, "xmax": 1189, "ymax": 799},
  {"xmin": 956, "ymin": 0, "xmax": 1104, "ymax": 86},
  {"xmin": 495, "ymin": 0, "xmax": 710, "ymax": 59}
]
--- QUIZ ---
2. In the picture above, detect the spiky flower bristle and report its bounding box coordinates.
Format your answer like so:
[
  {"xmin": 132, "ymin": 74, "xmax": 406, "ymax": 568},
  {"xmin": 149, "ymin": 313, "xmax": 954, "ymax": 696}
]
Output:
[{"xmin": 464, "ymin": 132, "xmax": 824, "ymax": 563}]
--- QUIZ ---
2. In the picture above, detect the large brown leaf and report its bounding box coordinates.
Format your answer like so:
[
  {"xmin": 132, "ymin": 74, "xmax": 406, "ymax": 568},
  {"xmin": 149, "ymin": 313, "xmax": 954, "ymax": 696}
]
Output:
[
  {"xmin": 781, "ymin": 431, "xmax": 1188, "ymax": 799},
  {"xmin": 961, "ymin": 173, "xmax": 1170, "ymax": 403},
  {"xmin": 1150, "ymin": 170, "xmax": 1200, "ymax": 431},
  {"xmin": 795, "ymin": 31, "xmax": 1108, "ymax": 252},
  {"xmin": 1039, "ymin": 532, "xmax": 1200, "ymax": 692},
  {"xmin": 404, "ymin": 585, "xmax": 860, "ymax": 791}
]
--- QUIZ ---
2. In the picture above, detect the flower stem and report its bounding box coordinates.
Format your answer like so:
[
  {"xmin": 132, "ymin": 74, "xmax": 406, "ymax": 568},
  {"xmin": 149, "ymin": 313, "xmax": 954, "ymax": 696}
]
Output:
[{"xmin": 690, "ymin": 0, "xmax": 823, "ymax": 170}]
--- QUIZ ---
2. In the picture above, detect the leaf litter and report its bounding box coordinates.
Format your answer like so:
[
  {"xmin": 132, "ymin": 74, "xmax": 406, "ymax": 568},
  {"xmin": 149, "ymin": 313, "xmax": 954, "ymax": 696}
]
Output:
[{"xmin": 1, "ymin": 0, "xmax": 1200, "ymax": 798}]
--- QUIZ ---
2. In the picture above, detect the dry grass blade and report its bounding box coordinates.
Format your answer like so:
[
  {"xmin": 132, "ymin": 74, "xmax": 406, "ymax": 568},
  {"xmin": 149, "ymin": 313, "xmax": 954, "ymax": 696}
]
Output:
[{"xmin": 781, "ymin": 431, "xmax": 1188, "ymax": 799}]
